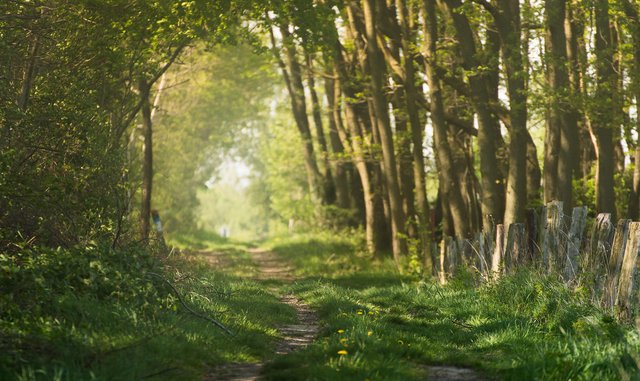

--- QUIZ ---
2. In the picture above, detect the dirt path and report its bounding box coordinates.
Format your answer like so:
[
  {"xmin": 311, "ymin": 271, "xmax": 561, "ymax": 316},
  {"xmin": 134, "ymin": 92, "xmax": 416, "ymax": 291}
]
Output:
[
  {"xmin": 201, "ymin": 249, "xmax": 488, "ymax": 381},
  {"xmin": 204, "ymin": 249, "xmax": 319, "ymax": 381}
]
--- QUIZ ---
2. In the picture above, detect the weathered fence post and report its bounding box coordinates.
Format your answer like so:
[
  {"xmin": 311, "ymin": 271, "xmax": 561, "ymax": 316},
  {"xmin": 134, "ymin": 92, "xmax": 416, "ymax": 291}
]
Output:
[
  {"xmin": 563, "ymin": 206, "xmax": 588, "ymax": 283},
  {"xmin": 602, "ymin": 219, "xmax": 630, "ymax": 310},
  {"xmin": 449, "ymin": 238, "xmax": 460, "ymax": 271},
  {"xmin": 616, "ymin": 222, "xmax": 640, "ymax": 322},
  {"xmin": 542, "ymin": 201, "xmax": 564, "ymax": 273},
  {"xmin": 439, "ymin": 238, "xmax": 448, "ymax": 285},
  {"xmin": 505, "ymin": 223, "xmax": 526, "ymax": 273},
  {"xmin": 525, "ymin": 208, "xmax": 538, "ymax": 263},
  {"xmin": 477, "ymin": 231, "xmax": 491, "ymax": 280},
  {"xmin": 586, "ymin": 213, "xmax": 614, "ymax": 273},
  {"xmin": 492, "ymin": 224, "xmax": 505, "ymax": 278}
]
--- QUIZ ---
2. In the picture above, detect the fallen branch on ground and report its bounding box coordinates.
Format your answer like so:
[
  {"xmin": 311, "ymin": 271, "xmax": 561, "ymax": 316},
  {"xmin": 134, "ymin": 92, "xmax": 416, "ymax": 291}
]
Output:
[{"xmin": 147, "ymin": 272, "xmax": 235, "ymax": 336}]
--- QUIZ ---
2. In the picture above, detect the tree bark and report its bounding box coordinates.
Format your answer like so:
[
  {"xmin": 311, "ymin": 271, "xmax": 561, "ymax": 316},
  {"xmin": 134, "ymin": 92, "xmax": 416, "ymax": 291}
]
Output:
[
  {"xmin": 274, "ymin": 25, "xmax": 325, "ymax": 204},
  {"xmin": 324, "ymin": 76, "xmax": 352, "ymax": 210},
  {"xmin": 442, "ymin": 0, "xmax": 505, "ymax": 228},
  {"xmin": 139, "ymin": 79, "xmax": 153, "ymax": 242},
  {"xmin": 593, "ymin": 0, "xmax": 617, "ymax": 217},
  {"xmin": 331, "ymin": 40, "xmax": 385, "ymax": 254},
  {"xmin": 544, "ymin": 0, "xmax": 579, "ymax": 210},
  {"xmin": 396, "ymin": 0, "xmax": 432, "ymax": 265},
  {"xmin": 621, "ymin": 1, "xmax": 640, "ymax": 219},
  {"xmin": 495, "ymin": 0, "xmax": 528, "ymax": 226},
  {"xmin": 362, "ymin": 0, "xmax": 407, "ymax": 261},
  {"xmin": 306, "ymin": 52, "xmax": 337, "ymax": 205},
  {"xmin": 422, "ymin": 0, "xmax": 470, "ymax": 238},
  {"xmin": 18, "ymin": 33, "xmax": 40, "ymax": 111}
]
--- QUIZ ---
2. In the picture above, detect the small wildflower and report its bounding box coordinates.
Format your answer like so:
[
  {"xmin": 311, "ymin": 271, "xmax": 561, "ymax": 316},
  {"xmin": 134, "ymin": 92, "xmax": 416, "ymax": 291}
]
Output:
[
  {"xmin": 337, "ymin": 329, "xmax": 345, "ymax": 333},
  {"xmin": 367, "ymin": 331, "xmax": 373, "ymax": 336},
  {"xmin": 357, "ymin": 309, "xmax": 364, "ymax": 315},
  {"xmin": 337, "ymin": 350, "xmax": 348, "ymax": 355},
  {"xmin": 340, "ymin": 338, "xmax": 348, "ymax": 344}
]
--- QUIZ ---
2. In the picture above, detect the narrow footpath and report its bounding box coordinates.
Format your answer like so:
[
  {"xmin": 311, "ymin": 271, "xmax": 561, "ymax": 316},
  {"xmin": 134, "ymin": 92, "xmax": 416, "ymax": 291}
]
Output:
[
  {"xmin": 202, "ymin": 248, "xmax": 488, "ymax": 381},
  {"xmin": 203, "ymin": 249, "xmax": 319, "ymax": 381}
]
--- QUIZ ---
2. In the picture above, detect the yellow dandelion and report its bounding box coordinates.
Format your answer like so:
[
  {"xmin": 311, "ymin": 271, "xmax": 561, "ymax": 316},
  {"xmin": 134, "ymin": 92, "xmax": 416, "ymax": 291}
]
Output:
[
  {"xmin": 337, "ymin": 350, "xmax": 348, "ymax": 355},
  {"xmin": 357, "ymin": 310, "xmax": 364, "ymax": 315},
  {"xmin": 367, "ymin": 331, "xmax": 373, "ymax": 336},
  {"xmin": 340, "ymin": 338, "xmax": 348, "ymax": 344},
  {"xmin": 337, "ymin": 329, "xmax": 345, "ymax": 333}
]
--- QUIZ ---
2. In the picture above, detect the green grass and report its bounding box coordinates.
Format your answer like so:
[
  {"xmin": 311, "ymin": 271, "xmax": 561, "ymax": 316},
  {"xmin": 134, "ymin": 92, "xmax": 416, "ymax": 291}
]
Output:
[
  {"xmin": 4, "ymin": 230, "xmax": 640, "ymax": 381},
  {"xmin": 0, "ymin": 243, "xmax": 296, "ymax": 381},
  {"xmin": 262, "ymin": 233, "xmax": 640, "ymax": 381}
]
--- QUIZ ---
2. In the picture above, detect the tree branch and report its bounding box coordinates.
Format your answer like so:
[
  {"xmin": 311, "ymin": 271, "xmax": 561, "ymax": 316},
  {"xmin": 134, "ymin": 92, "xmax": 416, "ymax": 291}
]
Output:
[{"xmin": 147, "ymin": 272, "xmax": 234, "ymax": 336}]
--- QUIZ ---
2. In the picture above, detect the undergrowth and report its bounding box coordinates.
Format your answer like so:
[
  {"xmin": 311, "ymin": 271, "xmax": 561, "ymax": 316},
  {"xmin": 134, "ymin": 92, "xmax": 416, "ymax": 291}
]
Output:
[{"xmin": 0, "ymin": 242, "xmax": 295, "ymax": 380}]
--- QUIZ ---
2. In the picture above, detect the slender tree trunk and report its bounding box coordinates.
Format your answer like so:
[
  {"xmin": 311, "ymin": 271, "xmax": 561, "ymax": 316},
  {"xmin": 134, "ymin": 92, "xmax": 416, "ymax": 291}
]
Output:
[
  {"xmin": 18, "ymin": 34, "xmax": 40, "ymax": 112},
  {"xmin": 363, "ymin": 0, "xmax": 407, "ymax": 262},
  {"xmin": 565, "ymin": 2, "xmax": 596, "ymax": 179},
  {"xmin": 442, "ymin": 0, "xmax": 505, "ymax": 227},
  {"xmin": 306, "ymin": 52, "xmax": 337, "ymax": 205},
  {"xmin": 139, "ymin": 79, "xmax": 153, "ymax": 242},
  {"xmin": 422, "ymin": 0, "xmax": 470, "ymax": 238},
  {"xmin": 273, "ymin": 25, "xmax": 325, "ymax": 204},
  {"xmin": 389, "ymin": 56, "xmax": 417, "ymax": 239},
  {"xmin": 331, "ymin": 46, "xmax": 385, "ymax": 254},
  {"xmin": 324, "ymin": 76, "xmax": 352, "ymax": 210},
  {"xmin": 496, "ymin": 0, "xmax": 528, "ymax": 226},
  {"xmin": 396, "ymin": 0, "xmax": 432, "ymax": 266},
  {"xmin": 622, "ymin": 1, "xmax": 640, "ymax": 218},
  {"xmin": 544, "ymin": 0, "xmax": 579, "ymax": 210},
  {"xmin": 593, "ymin": 0, "xmax": 616, "ymax": 217}
]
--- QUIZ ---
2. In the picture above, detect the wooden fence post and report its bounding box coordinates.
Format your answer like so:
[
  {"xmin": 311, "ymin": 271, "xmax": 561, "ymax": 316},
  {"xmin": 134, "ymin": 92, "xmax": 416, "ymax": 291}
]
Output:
[
  {"xmin": 542, "ymin": 201, "xmax": 564, "ymax": 273},
  {"xmin": 586, "ymin": 213, "xmax": 614, "ymax": 273},
  {"xmin": 525, "ymin": 208, "xmax": 538, "ymax": 263},
  {"xmin": 616, "ymin": 222, "xmax": 640, "ymax": 322},
  {"xmin": 439, "ymin": 238, "xmax": 448, "ymax": 285},
  {"xmin": 563, "ymin": 206, "xmax": 588, "ymax": 283},
  {"xmin": 492, "ymin": 224, "xmax": 505, "ymax": 278},
  {"xmin": 505, "ymin": 223, "xmax": 526, "ymax": 273},
  {"xmin": 602, "ymin": 219, "xmax": 630, "ymax": 310}
]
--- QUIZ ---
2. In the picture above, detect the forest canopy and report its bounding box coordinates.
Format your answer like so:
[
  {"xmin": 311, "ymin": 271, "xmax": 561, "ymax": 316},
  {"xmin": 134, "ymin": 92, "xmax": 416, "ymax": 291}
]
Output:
[{"xmin": 1, "ymin": 0, "xmax": 640, "ymax": 264}]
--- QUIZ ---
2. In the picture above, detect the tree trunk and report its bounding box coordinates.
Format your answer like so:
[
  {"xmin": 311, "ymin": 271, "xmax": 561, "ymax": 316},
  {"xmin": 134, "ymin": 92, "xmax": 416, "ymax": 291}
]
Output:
[
  {"xmin": 389, "ymin": 51, "xmax": 418, "ymax": 239},
  {"xmin": 565, "ymin": 2, "xmax": 596, "ymax": 180},
  {"xmin": 622, "ymin": 1, "xmax": 640, "ymax": 219},
  {"xmin": 306, "ymin": 52, "xmax": 337, "ymax": 205},
  {"xmin": 442, "ymin": 0, "xmax": 505, "ymax": 228},
  {"xmin": 496, "ymin": 0, "xmax": 528, "ymax": 226},
  {"xmin": 274, "ymin": 25, "xmax": 325, "ymax": 204},
  {"xmin": 362, "ymin": 0, "xmax": 407, "ymax": 262},
  {"xmin": 396, "ymin": 0, "xmax": 432, "ymax": 266},
  {"xmin": 331, "ymin": 47, "xmax": 385, "ymax": 254},
  {"xmin": 422, "ymin": 0, "xmax": 470, "ymax": 239},
  {"xmin": 324, "ymin": 76, "xmax": 352, "ymax": 210},
  {"xmin": 544, "ymin": 0, "xmax": 579, "ymax": 211},
  {"xmin": 139, "ymin": 79, "xmax": 153, "ymax": 242},
  {"xmin": 18, "ymin": 34, "xmax": 40, "ymax": 111},
  {"xmin": 593, "ymin": 0, "xmax": 617, "ymax": 217}
]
